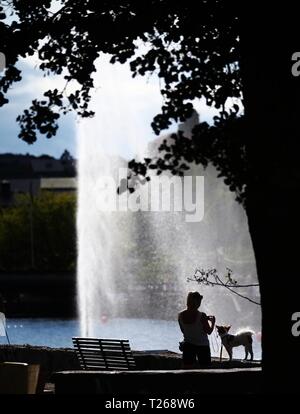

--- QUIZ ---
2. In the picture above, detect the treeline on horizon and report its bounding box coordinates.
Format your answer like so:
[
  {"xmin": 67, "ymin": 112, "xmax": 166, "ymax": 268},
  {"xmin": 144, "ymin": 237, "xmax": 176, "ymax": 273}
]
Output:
[
  {"xmin": 0, "ymin": 192, "xmax": 76, "ymax": 272},
  {"xmin": 0, "ymin": 190, "xmax": 176, "ymax": 282}
]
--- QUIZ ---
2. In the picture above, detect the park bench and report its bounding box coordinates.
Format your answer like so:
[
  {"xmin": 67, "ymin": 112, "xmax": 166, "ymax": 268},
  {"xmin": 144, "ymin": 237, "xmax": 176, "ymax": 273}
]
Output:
[{"xmin": 72, "ymin": 337, "xmax": 136, "ymax": 371}]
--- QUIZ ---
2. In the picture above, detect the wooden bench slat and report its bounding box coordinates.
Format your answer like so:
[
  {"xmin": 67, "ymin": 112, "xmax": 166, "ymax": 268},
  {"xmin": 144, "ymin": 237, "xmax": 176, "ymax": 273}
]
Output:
[
  {"xmin": 80, "ymin": 364, "xmax": 134, "ymax": 370},
  {"xmin": 78, "ymin": 361, "xmax": 129, "ymax": 366},
  {"xmin": 76, "ymin": 355, "xmax": 135, "ymax": 362},
  {"xmin": 73, "ymin": 337, "xmax": 129, "ymax": 342},
  {"xmin": 76, "ymin": 357, "xmax": 136, "ymax": 364},
  {"xmin": 73, "ymin": 343, "xmax": 131, "ymax": 349},
  {"xmin": 73, "ymin": 338, "xmax": 130, "ymax": 344},
  {"xmin": 73, "ymin": 349, "xmax": 133, "ymax": 356},
  {"xmin": 74, "ymin": 345, "xmax": 131, "ymax": 352},
  {"xmin": 75, "ymin": 353, "xmax": 134, "ymax": 361}
]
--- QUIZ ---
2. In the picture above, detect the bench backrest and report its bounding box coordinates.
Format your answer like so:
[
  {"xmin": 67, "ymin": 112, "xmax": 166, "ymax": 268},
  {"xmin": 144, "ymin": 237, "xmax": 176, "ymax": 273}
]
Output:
[{"xmin": 72, "ymin": 337, "xmax": 136, "ymax": 371}]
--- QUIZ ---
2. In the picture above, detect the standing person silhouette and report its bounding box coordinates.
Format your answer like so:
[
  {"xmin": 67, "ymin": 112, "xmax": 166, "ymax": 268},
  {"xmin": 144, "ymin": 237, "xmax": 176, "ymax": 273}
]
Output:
[{"xmin": 178, "ymin": 291, "xmax": 215, "ymax": 368}]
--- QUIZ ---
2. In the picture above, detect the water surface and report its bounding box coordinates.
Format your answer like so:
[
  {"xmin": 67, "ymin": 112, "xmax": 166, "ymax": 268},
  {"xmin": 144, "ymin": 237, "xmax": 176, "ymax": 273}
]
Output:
[{"xmin": 0, "ymin": 317, "xmax": 261, "ymax": 360}]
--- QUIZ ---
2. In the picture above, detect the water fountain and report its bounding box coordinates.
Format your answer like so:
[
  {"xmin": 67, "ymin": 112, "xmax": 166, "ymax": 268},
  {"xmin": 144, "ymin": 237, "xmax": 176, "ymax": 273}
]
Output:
[{"xmin": 76, "ymin": 58, "xmax": 261, "ymax": 351}]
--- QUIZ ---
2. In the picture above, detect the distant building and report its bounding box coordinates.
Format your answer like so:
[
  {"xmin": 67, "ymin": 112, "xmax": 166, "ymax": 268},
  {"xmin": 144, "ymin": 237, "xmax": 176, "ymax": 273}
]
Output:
[
  {"xmin": 0, "ymin": 151, "xmax": 76, "ymax": 206},
  {"xmin": 40, "ymin": 177, "xmax": 76, "ymax": 192}
]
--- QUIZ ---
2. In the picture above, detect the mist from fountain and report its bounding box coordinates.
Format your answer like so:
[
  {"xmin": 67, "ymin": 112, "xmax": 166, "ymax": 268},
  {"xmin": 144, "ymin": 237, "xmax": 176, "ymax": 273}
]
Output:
[{"xmin": 76, "ymin": 60, "xmax": 261, "ymax": 338}]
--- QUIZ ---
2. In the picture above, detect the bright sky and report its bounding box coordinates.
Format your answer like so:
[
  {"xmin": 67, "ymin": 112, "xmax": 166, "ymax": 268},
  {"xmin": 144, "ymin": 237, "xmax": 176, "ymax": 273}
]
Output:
[{"xmin": 0, "ymin": 52, "xmax": 224, "ymax": 160}]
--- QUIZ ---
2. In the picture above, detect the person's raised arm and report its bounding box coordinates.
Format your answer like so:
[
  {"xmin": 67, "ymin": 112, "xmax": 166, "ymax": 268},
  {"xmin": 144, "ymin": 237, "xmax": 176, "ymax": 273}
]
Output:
[{"xmin": 201, "ymin": 313, "xmax": 215, "ymax": 335}]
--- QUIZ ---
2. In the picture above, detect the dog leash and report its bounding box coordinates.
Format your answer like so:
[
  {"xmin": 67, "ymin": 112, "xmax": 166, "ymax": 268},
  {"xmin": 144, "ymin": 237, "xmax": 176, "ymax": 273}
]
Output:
[
  {"xmin": 205, "ymin": 311, "xmax": 220, "ymax": 355},
  {"xmin": 210, "ymin": 328, "xmax": 220, "ymax": 354},
  {"xmin": 212, "ymin": 326, "xmax": 225, "ymax": 361}
]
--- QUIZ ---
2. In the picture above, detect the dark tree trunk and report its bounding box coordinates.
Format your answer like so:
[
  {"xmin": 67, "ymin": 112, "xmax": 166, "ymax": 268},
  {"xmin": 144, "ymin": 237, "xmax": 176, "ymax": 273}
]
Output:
[{"xmin": 240, "ymin": 4, "xmax": 300, "ymax": 393}]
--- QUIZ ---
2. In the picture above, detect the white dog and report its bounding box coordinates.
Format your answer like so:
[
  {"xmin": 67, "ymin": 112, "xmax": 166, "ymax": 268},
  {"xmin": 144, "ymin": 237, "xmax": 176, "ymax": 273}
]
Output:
[{"xmin": 216, "ymin": 325, "xmax": 254, "ymax": 361}]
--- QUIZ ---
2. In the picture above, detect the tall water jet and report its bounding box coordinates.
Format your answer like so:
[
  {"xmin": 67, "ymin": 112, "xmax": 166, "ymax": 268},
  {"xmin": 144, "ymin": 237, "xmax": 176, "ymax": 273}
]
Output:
[
  {"xmin": 76, "ymin": 56, "xmax": 156, "ymax": 336},
  {"xmin": 76, "ymin": 58, "xmax": 261, "ymax": 343}
]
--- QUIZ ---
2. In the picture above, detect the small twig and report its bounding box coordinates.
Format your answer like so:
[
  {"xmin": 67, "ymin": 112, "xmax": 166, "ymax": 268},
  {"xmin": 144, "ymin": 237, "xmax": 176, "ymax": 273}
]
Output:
[
  {"xmin": 187, "ymin": 277, "xmax": 258, "ymax": 288},
  {"xmin": 220, "ymin": 283, "xmax": 261, "ymax": 306},
  {"xmin": 188, "ymin": 267, "xmax": 261, "ymax": 306}
]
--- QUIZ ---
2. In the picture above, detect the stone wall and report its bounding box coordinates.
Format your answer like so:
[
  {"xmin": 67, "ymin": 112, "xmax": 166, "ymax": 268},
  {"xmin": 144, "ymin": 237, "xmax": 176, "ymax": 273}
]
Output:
[{"xmin": 0, "ymin": 344, "xmax": 261, "ymax": 393}]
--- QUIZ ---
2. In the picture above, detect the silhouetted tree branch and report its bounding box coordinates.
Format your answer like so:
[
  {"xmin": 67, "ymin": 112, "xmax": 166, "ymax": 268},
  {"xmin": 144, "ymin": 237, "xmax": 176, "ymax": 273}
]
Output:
[{"xmin": 187, "ymin": 267, "xmax": 261, "ymax": 306}]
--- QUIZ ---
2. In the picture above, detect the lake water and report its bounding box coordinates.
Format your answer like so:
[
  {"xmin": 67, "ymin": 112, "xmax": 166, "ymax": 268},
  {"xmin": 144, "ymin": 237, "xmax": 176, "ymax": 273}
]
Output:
[{"xmin": 0, "ymin": 318, "xmax": 262, "ymax": 360}]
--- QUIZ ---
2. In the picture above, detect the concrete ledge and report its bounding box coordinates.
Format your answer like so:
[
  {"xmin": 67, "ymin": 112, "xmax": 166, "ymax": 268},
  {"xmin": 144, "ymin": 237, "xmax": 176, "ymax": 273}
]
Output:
[
  {"xmin": 53, "ymin": 368, "xmax": 262, "ymax": 394},
  {"xmin": 0, "ymin": 345, "xmax": 261, "ymax": 393}
]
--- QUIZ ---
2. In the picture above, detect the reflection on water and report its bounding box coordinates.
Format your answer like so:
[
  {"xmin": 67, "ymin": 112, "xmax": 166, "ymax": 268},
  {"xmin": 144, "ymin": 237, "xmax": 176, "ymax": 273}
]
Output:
[{"xmin": 0, "ymin": 318, "xmax": 261, "ymax": 360}]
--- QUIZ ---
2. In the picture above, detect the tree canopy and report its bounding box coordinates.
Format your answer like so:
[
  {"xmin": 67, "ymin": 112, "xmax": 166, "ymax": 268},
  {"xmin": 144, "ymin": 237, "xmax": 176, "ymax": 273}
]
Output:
[{"xmin": 0, "ymin": 0, "xmax": 247, "ymax": 199}]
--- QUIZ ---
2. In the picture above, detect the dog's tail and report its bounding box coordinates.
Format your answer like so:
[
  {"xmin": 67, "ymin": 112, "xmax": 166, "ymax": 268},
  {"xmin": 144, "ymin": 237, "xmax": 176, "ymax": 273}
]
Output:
[
  {"xmin": 237, "ymin": 329, "xmax": 263, "ymax": 343},
  {"xmin": 235, "ymin": 328, "xmax": 256, "ymax": 336}
]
